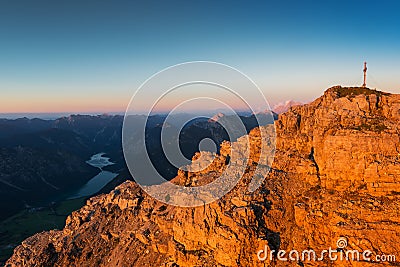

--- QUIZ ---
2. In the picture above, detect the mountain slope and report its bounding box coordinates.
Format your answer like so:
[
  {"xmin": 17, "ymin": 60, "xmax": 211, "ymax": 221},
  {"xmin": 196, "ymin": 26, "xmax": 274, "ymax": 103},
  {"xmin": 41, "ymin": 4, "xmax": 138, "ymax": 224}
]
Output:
[{"xmin": 6, "ymin": 86, "xmax": 400, "ymax": 267}]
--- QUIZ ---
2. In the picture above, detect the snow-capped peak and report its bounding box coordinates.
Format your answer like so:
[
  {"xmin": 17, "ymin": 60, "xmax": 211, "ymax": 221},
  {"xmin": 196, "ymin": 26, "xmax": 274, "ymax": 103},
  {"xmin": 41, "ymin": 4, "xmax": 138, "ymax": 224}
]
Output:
[
  {"xmin": 273, "ymin": 100, "xmax": 302, "ymax": 114},
  {"xmin": 208, "ymin": 112, "xmax": 225, "ymax": 122}
]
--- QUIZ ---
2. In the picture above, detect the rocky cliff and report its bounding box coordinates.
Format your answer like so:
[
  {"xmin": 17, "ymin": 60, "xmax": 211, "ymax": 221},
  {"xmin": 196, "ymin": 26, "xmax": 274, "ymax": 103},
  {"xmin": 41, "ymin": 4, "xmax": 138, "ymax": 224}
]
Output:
[{"xmin": 6, "ymin": 86, "xmax": 400, "ymax": 266}]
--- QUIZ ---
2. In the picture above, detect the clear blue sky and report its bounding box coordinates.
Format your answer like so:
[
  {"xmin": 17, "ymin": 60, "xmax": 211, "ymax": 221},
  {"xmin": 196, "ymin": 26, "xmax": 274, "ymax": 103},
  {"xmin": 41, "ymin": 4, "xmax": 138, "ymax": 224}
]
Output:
[{"xmin": 1, "ymin": 0, "xmax": 399, "ymax": 113}]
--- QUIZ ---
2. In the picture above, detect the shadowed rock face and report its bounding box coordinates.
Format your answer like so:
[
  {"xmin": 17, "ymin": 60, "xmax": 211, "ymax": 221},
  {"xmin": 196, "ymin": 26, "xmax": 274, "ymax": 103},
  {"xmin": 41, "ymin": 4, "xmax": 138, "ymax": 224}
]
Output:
[{"xmin": 6, "ymin": 86, "xmax": 400, "ymax": 267}]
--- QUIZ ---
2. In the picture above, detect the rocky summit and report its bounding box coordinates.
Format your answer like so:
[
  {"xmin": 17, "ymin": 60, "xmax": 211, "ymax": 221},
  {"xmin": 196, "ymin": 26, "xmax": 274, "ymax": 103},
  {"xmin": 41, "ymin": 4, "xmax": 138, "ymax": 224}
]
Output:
[{"xmin": 6, "ymin": 86, "xmax": 400, "ymax": 266}]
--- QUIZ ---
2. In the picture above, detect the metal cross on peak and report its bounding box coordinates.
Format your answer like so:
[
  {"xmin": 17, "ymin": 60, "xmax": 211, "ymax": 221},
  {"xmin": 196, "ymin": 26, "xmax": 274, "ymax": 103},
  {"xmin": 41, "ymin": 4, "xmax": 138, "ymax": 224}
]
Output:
[{"xmin": 362, "ymin": 61, "xmax": 367, "ymax": 87}]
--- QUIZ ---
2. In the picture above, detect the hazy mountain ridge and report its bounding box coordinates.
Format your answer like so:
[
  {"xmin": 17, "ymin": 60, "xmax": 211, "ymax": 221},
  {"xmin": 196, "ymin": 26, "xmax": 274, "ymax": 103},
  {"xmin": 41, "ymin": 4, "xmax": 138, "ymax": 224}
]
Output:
[
  {"xmin": 272, "ymin": 100, "xmax": 303, "ymax": 114},
  {"xmin": 0, "ymin": 115, "xmax": 125, "ymax": 220},
  {"xmin": 0, "ymin": 112, "xmax": 273, "ymax": 220}
]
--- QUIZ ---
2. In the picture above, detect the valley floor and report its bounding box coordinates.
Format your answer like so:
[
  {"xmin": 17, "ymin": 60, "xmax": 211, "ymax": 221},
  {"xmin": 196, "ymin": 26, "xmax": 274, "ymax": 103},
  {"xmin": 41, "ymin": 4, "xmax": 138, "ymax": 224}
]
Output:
[{"xmin": 0, "ymin": 197, "xmax": 86, "ymax": 264}]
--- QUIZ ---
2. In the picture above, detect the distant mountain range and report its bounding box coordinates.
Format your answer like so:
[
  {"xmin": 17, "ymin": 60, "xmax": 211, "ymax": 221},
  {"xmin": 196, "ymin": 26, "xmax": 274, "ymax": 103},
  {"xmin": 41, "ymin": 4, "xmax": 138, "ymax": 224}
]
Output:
[
  {"xmin": 0, "ymin": 115, "xmax": 124, "ymax": 219},
  {"xmin": 0, "ymin": 112, "xmax": 276, "ymax": 219},
  {"xmin": 272, "ymin": 100, "xmax": 303, "ymax": 114}
]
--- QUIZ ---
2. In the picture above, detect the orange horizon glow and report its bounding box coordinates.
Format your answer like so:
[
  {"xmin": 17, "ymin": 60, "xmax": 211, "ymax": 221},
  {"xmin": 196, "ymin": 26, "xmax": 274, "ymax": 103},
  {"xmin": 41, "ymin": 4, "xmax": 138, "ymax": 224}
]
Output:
[
  {"xmin": 0, "ymin": 96, "xmax": 130, "ymax": 114},
  {"xmin": 2, "ymin": 83, "xmax": 399, "ymax": 114}
]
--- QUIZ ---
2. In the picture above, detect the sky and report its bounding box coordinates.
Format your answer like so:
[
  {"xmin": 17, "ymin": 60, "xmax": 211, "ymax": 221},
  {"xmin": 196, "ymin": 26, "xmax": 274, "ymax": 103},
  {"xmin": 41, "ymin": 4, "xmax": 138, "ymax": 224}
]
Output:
[{"xmin": 0, "ymin": 0, "xmax": 399, "ymax": 114}]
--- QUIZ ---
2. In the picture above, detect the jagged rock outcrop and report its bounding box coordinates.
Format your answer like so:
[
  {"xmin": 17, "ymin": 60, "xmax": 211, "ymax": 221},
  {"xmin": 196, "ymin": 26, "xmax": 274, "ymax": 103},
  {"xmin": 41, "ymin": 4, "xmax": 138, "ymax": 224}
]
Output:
[
  {"xmin": 277, "ymin": 86, "xmax": 400, "ymax": 194},
  {"xmin": 6, "ymin": 86, "xmax": 400, "ymax": 266}
]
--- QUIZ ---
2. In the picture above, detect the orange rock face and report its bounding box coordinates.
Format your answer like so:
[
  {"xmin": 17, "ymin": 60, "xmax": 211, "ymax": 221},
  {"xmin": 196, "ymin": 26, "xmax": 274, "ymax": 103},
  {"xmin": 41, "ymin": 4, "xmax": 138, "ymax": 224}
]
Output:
[{"xmin": 6, "ymin": 86, "xmax": 400, "ymax": 266}]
